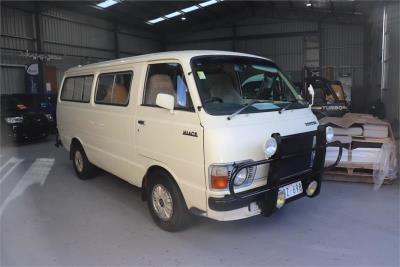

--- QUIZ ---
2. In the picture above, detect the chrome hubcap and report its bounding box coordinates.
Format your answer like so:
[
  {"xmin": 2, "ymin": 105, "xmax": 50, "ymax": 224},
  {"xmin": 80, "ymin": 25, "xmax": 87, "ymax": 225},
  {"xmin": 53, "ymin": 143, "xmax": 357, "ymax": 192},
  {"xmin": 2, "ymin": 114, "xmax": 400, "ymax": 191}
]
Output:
[
  {"xmin": 151, "ymin": 184, "xmax": 173, "ymax": 221},
  {"xmin": 74, "ymin": 151, "xmax": 84, "ymax": 172}
]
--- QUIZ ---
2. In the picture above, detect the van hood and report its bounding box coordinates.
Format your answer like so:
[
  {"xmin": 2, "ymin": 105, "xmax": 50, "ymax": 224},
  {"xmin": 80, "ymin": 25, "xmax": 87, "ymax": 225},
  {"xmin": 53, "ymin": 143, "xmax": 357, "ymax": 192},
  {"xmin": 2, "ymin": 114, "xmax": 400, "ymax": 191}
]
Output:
[{"xmin": 202, "ymin": 108, "xmax": 318, "ymax": 164}]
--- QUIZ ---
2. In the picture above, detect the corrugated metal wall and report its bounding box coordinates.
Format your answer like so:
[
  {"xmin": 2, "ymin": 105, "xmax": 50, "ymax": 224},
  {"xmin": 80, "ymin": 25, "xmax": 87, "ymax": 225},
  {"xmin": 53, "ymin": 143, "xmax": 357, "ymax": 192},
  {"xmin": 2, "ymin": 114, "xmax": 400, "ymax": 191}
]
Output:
[
  {"xmin": 0, "ymin": 66, "xmax": 25, "ymax": 94},
  {"xmin": 167, "ymin": 20, "xmax": 318, "ymax": 81},
  {"xmin": 320, "ymin": 23, "xmax": 364, "ymax": 110},
  {"xmin": 1, "ymin": 7, "xmax": 35, "ymax": 94},
  {"xmin": 1, "ymin": 6, "xmax": 162, "ymax": 93},
  {"xmin": 167, "ymin": 19, "xmax": 364, "ymax": 108},
  {"xmin": 1, "ymin": 6, "xmax": 376, "ymax": 115}
]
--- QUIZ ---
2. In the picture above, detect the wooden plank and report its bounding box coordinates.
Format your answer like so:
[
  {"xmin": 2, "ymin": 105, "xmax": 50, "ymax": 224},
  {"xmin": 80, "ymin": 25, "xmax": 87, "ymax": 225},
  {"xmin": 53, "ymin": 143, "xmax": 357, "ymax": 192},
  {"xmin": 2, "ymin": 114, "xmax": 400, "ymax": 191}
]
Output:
[
  {"xmin": 352, "ymin": 137, "xmax": 392, "ymax": 144},
  {"xmin": 324, "ymin": 174, "xmax": 394, "ymax": 185},
  {"xmin": 326, "ymin": 160, "xmax": 375, "ymax": 169},
  {"xmin": 324, "ymin": 168, "xmax": 394, "ymax": 185}
]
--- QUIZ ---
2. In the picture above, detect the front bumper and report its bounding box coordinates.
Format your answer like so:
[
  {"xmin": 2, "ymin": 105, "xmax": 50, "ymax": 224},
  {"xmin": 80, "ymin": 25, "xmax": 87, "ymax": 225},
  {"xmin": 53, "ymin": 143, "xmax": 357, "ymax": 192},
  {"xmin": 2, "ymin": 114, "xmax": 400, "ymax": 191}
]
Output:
[
  {"xmin": 2, "ymin": 120, "xmax": 49, "ymax": 141},
  {"xmin": 208, "ymin": 125, "xmax": 342, "ymax": 216}
]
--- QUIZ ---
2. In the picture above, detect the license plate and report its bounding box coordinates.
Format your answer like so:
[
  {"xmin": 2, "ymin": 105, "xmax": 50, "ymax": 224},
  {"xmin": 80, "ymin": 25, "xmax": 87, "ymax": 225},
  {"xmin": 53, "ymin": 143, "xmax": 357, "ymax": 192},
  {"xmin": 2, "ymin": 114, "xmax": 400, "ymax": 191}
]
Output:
[{"xmin": 280, "ymin": 181, "xmax": 303, "ymax": 199}]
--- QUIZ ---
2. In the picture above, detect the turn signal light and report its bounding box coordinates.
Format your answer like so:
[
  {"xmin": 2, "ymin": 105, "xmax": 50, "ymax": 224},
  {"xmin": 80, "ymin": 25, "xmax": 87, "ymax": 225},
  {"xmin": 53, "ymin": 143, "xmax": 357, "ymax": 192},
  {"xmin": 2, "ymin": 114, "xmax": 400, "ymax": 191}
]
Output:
[{"xmin": 211, "ymin": 175, "xmax": 228, "ymax": 189}]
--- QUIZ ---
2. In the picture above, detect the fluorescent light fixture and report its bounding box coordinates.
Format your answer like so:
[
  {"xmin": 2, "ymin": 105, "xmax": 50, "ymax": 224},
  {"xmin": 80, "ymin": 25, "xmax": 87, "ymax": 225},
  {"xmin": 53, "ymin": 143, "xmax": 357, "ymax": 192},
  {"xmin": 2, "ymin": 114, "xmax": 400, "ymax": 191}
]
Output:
[
  {"xmin": 181, "ymin": 5, "xmax": 199, "ymax": 13},
  {"xmin": 146, "ymin": 0, "xmax": 222, "ymax": 25},
  {"xmin": 97, "ymin": 0, "xmax": 118, "ymax": 8},
  {"xmin": 306, "ymin": 1, "xmax": 312, "ymax": 7},
  {"xmin": 199, "ymin": 0, "xmax": 218, "ymax": 7},
  {"xmin": 165, "ymin": 11, "xmax": 181, "ymax": 18},
  {"xmin": 147, "ymin": 17, "xmax": 165, "ymax": 24}
]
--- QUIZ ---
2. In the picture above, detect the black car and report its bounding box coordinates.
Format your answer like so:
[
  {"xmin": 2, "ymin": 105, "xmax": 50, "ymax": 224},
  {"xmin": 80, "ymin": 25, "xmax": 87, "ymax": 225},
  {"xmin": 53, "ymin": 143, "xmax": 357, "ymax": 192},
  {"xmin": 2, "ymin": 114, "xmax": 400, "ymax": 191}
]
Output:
[{"xmin": 1, "ymin": 94, "xmax": 55, "ymax": 143}]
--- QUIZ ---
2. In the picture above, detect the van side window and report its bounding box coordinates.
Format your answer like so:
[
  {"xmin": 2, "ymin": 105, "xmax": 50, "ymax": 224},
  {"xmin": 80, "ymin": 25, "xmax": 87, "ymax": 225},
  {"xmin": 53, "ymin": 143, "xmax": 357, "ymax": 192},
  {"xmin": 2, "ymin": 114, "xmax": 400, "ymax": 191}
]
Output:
[
  {"xmin": 95, "ymin": 72, "xmax": 132, "ymax": 106},
  {"xmin": 61, "ymin": 75, "xmax": 94, "ymax": 103},
  {"xmin": 143, "ymin": 63, "xmax": 193, "ymax": 111}
]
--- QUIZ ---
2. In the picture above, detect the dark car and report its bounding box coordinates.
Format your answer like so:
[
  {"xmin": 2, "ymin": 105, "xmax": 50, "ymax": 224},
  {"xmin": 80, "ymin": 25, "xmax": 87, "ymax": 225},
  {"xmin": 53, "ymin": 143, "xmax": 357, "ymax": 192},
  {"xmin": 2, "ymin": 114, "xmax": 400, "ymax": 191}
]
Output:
[{"xmin": 1, "ymin": 94, "xmax": 55, "ymax": 143}]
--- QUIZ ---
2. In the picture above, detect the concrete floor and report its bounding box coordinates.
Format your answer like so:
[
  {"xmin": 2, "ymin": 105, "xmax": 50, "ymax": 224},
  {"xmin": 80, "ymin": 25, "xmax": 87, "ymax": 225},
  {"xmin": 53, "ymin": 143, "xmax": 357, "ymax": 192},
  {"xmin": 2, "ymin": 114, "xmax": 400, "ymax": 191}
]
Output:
[{"xmin": 0, "ymin": 138, "xmax": 399, "ymax": 267}]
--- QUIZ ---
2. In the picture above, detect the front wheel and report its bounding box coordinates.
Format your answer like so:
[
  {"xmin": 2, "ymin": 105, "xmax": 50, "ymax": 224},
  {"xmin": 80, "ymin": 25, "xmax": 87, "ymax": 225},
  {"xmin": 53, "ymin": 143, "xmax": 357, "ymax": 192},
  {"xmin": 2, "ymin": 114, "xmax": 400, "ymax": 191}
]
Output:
[
  {"xmin": 72, "ymin": 144, "xmax": 96, "ymax": 180},
  {"xmin": 147, "ymin": 171, "xmax": 191, "ymax": 232}
]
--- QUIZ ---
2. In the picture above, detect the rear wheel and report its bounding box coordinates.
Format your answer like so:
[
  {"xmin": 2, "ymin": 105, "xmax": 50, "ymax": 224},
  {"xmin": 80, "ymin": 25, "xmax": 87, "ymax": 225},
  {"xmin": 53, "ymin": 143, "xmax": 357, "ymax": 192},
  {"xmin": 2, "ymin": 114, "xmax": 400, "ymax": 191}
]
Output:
[
  {"xmin": 72, "ymin": 144, "xmax": 96, "ymax": 180},
  {"xmin": 147, "ymin": 170, "xmax": 191, "ymax": 232}
]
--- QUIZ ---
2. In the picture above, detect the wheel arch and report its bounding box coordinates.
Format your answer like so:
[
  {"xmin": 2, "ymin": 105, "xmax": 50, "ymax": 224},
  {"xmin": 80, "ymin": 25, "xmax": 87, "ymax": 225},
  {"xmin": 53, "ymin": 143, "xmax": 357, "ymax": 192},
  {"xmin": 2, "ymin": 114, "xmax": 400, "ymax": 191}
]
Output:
[
  {"xmin": 69, "ymin": 137, "xmax": 84, "ymax": 160},
  {"xmin": 141, "ymin": 164, "xmax": 182, "ymax": 203}
]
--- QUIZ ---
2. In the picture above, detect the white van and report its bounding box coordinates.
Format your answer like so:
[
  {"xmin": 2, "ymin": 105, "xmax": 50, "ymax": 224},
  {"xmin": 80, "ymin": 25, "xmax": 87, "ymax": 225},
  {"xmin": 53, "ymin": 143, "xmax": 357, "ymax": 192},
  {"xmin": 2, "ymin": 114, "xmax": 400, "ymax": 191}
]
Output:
[{"xmin": 57, "ymin": 51, "xmax": 342, "ymax": 231}]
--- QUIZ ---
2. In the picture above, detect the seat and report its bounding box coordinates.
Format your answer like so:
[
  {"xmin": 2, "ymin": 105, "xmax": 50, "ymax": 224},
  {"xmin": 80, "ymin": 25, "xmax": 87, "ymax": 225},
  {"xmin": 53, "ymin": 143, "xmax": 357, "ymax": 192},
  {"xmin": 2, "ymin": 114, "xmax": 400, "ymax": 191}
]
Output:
[
  {"xmin": 112, "ymin": 83, "xmax": 128, "ymax": 104},
  {"xmin": 145, "ymin": 74, "xmax": 176, "ymax": 105},
  {"xmin": 205, "ymin": 73, "xmax": 242, "ymax": 103}
]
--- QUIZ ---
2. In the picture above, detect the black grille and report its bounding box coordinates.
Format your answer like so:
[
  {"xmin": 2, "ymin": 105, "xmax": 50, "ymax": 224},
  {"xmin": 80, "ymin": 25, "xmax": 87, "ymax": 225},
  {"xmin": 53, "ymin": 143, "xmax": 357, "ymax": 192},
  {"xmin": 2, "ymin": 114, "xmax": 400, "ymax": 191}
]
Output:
[{"xmin": 273, "ymin": 131, "xmax": 315, "ymax": 180}]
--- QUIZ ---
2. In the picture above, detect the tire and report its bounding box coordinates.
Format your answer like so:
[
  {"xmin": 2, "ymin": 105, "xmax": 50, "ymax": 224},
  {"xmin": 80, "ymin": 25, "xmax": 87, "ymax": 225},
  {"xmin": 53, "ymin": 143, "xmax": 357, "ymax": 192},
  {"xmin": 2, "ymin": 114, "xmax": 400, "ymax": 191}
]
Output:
[
  {"xmin": 147, "ymin": 170, "xmax": 191, "ymax": 232},
  {"xmin": 71, "ymin": 143, "xmax": 96, "ymax": 180}
]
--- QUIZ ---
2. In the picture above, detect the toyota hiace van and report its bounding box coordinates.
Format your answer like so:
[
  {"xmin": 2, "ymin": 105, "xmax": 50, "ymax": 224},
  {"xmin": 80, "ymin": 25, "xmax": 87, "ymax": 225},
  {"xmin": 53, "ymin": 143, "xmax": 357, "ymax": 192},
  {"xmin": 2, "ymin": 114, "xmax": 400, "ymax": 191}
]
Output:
[{"xmin": 57, "ymin": 51, "xmax": 342, "ymax": 231}]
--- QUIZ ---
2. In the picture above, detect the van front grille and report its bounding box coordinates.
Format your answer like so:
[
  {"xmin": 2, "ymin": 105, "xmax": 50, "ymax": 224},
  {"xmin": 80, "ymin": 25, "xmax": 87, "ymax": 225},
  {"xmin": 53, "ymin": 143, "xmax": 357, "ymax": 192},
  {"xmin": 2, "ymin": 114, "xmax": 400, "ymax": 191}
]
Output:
[{"xmin": 273, "ymin": 131, "xmax": 315, "ymax": 181}]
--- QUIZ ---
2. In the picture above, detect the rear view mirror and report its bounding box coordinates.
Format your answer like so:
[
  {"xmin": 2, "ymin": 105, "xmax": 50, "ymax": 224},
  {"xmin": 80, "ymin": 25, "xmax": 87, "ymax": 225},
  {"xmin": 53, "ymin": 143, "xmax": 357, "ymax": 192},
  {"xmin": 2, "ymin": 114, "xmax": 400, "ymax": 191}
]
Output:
[
  {"xmin": 156, "ymin": 93, "xmax": 174, "ymax": 112},
  {"xmin": 308, "ymin": 85, "xmax": 315, "ymax": 107}
]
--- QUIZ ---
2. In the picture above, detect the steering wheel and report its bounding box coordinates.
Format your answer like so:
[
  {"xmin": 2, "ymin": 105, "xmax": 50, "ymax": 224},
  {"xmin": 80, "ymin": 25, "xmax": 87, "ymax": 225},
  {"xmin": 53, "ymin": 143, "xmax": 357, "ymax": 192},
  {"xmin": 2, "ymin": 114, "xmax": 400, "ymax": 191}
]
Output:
[{"xmin": 204, "ymin": 97, "xmax": 223, "ymax": 104}]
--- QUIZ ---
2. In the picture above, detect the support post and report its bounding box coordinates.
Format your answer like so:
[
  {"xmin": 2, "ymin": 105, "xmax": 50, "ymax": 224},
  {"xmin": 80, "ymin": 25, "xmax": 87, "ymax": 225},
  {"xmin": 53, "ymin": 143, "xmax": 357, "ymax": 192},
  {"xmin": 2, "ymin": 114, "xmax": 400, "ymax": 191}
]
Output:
[
  {"xmin": 114, "ymin": 23, "xmax": 120, "ymax": 59},
  {"xmin": 34, "ymin": 2, "xmax": 45, "ymax": 94}
]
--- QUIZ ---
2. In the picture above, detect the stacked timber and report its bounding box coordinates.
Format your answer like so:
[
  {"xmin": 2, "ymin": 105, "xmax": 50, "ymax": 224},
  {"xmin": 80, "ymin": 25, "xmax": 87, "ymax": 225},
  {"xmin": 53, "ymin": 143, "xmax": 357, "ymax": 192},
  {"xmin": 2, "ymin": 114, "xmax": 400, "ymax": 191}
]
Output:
[{"xmin": 320, "ymin": 113, "xmax": 398, "ymax": 187}]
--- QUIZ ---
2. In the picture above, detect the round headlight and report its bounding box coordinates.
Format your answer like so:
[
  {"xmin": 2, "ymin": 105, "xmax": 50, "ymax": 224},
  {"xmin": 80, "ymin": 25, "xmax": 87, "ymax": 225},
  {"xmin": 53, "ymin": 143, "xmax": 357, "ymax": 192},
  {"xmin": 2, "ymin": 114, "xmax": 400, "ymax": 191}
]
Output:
[
  {"xmin": 306, "ymin": 180, "xmax": 318, "ymax": 196},
  {"xmin": 264, "ymin": 138, "xmax": 277, "ymax": 158},
  {"xmin": 234, "ymin": 168, "xmax": 248, "ymax": 186},
  {"xmin": 276, "ymin": 190, "xmax": 286, "ymax": 209},
  {"xmin": 326, "ymin": 126, "xmax": 334, "ymax": 142}
]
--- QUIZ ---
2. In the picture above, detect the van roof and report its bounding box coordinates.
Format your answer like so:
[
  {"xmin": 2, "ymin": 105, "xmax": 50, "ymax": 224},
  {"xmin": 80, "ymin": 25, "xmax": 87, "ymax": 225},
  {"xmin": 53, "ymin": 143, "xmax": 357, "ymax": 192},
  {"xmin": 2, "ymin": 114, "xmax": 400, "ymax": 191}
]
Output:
[{"xmin": 66, "ymin": 50, "xmax": 271, "ymax": 74}]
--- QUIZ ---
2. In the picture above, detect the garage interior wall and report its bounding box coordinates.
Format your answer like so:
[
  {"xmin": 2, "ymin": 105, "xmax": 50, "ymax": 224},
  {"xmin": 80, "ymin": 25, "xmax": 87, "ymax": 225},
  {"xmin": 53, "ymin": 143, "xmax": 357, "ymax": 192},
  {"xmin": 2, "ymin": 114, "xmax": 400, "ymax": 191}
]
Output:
[
  {"xmin": 1, "ymin": 6, "xmax": 162, "ymax": 93},
  {"xmin": 1, "ymin": 3, "xmax": 398, "ymax": 132},
  {"xmin": 365, "ymin": 2, "xmax": 399, "ymax": 140},
  {"xmin": 382, "ymin": 2, "xmax": 399, "ymax": 140},
  {"xmin": 166, "ymin": 18, "xmax": 364, "ymax": 111}
]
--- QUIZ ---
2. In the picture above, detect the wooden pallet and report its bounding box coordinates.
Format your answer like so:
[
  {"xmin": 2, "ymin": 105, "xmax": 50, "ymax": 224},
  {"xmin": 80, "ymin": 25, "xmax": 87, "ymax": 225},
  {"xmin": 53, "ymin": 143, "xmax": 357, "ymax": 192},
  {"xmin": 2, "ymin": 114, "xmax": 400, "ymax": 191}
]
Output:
[{"xmin": 324, "ymin": 166, "xmax": 395, "ymax": 185}]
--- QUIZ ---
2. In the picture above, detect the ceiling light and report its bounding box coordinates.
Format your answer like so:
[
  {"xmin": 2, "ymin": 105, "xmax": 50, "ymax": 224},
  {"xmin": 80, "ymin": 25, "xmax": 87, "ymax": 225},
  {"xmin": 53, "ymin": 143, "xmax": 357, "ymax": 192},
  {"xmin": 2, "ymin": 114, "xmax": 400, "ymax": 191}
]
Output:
[
  {"xmin": 181, "ymin": 5, "xmax": 199, "ymax": 13},
  {"xmin": 146, "ymin": 0, "xmax": 222, "ymax": 25},
  {"xmin": 199, "ymin": 0, "xmax": 218, "ymax": 7},
  {"xmin": 147, "ymin": 17, "xmax": 165, "ymax": 24},
  {"xmin": 306, "ymin": 1, "xmax": 312, "ymax": 7},
  {"xmin": 165, "ymin": 11, "xmax": 181, "ymax": 18},
  {"xmin": 96, "ymin": 0, "xmax": 118, "ymax": 8}
]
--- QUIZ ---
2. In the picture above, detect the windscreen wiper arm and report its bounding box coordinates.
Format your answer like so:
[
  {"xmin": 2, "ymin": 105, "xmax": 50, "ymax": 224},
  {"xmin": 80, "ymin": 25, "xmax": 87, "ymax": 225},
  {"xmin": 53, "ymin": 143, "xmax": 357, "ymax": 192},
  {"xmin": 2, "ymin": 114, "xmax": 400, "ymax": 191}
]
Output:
[
  {"xmin": 227, "ymin": 100, "xmax": 261, "ymax": 120},
  {"xmin": 278, "ymin": 100, "xmax": 297, "ymax": 114}
]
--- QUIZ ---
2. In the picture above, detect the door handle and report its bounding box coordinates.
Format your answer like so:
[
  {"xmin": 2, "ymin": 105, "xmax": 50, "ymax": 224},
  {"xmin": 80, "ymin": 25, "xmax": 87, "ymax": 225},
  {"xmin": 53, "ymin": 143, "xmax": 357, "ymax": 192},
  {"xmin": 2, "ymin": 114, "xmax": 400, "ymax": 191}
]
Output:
[{"xmin": 138, "ymin": 120, "xmax": 145, "ymax": 125}]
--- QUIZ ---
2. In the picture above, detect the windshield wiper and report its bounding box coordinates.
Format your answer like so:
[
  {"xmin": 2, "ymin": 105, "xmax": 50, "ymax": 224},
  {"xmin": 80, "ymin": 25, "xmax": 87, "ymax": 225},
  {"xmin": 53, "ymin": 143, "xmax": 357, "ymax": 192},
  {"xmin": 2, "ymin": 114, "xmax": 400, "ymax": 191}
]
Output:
[
  {"xmin": 278, "ymin": 100, "xmax": 297, "ymax": 114},
  {"xmin": 227, "ymin": 100, "xmax": 261, "ymax": 120}
]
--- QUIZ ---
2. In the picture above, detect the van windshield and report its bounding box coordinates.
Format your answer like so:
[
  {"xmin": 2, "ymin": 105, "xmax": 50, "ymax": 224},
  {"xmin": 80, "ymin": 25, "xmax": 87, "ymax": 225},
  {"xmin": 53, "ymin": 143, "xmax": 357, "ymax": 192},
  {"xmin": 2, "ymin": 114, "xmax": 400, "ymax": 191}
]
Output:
[{"xmin": 191, "ymin": 56, "xmax": 307, "ymax": 116}]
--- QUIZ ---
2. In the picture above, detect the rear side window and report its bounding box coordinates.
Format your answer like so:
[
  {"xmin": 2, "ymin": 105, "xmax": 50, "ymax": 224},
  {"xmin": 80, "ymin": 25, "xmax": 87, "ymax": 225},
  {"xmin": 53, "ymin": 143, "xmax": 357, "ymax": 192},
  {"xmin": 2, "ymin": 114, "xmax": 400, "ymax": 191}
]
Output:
[
  {"xmin": 61, "ymin": 75, "xmax": 94, "ymax": 103},
  {"xmin": 95, "ymin": 71, "xmax": 132, "ymax": 106}
]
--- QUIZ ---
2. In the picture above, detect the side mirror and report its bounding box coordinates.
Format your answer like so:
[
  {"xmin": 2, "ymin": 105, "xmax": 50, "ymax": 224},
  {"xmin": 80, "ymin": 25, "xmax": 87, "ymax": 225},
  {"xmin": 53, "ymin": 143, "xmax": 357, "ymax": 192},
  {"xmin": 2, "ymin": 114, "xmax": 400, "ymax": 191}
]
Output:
[
  {"xmin": 156, "ymin": 93, "xmax": 174, "ymax": 112},
  {"xmin": 308, "ymin": 84, "xmax": 315, "ymax": 107}
]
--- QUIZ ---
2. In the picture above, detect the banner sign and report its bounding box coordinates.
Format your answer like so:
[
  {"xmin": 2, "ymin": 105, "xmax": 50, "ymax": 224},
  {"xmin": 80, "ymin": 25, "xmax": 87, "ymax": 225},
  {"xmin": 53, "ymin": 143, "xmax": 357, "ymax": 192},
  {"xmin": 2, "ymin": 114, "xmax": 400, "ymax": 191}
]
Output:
[{"xmin": 25, "ymin": 63, "xmax": 41, "ymax": 93}]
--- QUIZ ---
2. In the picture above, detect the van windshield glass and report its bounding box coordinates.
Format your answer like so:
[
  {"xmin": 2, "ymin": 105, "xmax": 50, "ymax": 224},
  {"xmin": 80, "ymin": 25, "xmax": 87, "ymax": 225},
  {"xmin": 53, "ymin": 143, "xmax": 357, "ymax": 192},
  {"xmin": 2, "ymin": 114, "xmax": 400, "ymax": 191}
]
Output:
[{"xmin": 191, "ymin": 56, "xmax": 307, "ymax": 116}]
